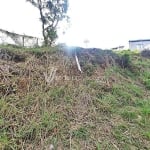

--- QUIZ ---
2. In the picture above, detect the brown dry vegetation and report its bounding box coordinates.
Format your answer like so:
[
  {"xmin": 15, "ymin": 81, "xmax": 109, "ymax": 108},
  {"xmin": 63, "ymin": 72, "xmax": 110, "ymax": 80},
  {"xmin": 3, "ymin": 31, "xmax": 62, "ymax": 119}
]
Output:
[{"xmin": 0, "ymin": 45, "xmax": 150, "ymax": 150}]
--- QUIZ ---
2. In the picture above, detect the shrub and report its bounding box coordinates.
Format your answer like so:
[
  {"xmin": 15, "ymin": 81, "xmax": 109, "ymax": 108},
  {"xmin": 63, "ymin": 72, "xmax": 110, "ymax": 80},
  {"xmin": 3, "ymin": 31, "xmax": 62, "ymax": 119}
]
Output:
[
  {"xmin": 141, "ymin": 50, "xmax": 150, "ymax": 58},
  {"xmin": 119, "ymin": 53, "xmax": 131, "ymax": 68}
]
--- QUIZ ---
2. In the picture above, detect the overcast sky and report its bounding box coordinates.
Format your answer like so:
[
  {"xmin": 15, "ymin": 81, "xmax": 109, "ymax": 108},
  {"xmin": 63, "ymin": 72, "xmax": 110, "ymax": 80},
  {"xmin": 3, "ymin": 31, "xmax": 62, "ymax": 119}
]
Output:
[{"xmin": 0, "ymin": 0, "xmax": 150, "ymax": 48}]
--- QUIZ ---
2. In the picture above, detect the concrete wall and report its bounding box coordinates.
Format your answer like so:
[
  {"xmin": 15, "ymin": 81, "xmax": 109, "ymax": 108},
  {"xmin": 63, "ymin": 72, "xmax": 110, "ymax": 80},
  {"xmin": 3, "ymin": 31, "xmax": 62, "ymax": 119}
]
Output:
[
  {"xmin": 0, "ymin": 29, "xmax": 43, "ymax": 47},
  {"xmin": 129, "ymin": 40, "xmax": 150, "ymax": 50}
]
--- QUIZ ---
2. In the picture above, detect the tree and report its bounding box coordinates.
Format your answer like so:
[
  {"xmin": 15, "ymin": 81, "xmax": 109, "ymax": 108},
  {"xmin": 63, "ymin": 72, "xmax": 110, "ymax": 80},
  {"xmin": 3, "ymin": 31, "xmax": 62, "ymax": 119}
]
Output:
[
  {"xmin": 84, "ymin": 39, "xmax": 90, "ymax": 48},
  {"xmin": 26, "ymin": 0, "xmax": 69, "ymax": 46}
]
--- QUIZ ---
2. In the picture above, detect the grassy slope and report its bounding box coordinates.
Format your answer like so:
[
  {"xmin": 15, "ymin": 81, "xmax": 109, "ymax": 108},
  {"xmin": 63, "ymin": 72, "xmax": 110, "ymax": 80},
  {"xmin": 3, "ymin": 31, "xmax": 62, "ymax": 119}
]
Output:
[{"xmin": 0, "ymin": 45, "xmax": 150, "ymax": 150}]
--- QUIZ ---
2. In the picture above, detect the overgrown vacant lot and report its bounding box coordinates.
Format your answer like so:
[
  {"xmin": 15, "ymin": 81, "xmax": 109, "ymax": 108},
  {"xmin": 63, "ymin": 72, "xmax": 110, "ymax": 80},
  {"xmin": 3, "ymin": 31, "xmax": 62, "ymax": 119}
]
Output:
[{"xmin": 0, "ymin": 45, "xmax": 150, "ymax": 150}]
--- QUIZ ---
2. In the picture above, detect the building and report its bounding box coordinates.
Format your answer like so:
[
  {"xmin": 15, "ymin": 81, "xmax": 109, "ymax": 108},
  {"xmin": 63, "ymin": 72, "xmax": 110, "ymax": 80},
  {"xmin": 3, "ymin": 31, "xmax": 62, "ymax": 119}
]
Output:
[
  {"xmin": 129, "ymin": 39, "xmax": 150, "ymax": 50},
  {"xmin": 0, "ymin": 28, "xmax": 43, "ymax": 47}
]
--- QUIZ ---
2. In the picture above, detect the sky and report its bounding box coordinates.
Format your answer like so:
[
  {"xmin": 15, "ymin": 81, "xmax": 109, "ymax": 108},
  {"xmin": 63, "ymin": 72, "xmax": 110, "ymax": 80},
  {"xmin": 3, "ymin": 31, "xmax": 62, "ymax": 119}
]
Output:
[{"xmin": 0, "ymin": 0, "xmax": 150, "ymax": 49}]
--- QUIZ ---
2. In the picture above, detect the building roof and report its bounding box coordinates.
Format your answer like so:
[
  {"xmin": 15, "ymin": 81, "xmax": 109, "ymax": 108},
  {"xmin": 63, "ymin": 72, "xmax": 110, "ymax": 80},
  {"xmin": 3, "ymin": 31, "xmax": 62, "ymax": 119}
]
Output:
[
  {"xmin": 112, "ymin": 46, "xmax": 124, "ymax": 50},
  {"xmin": 129, "ymin": 39, "xmax": 150, "ymax": 42}
]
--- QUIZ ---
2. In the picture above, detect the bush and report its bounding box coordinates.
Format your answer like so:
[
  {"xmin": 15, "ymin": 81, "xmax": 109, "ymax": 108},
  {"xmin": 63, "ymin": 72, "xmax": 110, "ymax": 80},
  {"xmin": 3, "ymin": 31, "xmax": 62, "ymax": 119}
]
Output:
[
  {"xmin": 117, "ymin": 53, "xmax": 131, "ymax": 68},
  {"xmin": 141, "ymin": 50, "xmax": 150, "ymax": 58}
]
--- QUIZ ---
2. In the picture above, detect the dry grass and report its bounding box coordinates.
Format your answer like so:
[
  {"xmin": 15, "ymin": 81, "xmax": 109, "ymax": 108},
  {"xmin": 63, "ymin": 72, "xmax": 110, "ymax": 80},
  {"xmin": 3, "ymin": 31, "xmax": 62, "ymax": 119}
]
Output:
[{"xmin": 0, "ymin": 46, "xmax": 150, "ymax": 149}]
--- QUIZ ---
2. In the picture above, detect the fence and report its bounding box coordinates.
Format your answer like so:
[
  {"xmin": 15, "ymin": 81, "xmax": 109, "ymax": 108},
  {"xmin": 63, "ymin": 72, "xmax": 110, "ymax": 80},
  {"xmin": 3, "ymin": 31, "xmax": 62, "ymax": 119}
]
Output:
[{"xmin": 0, "ymin": 28, "xmax": 43, "ymax": 47}]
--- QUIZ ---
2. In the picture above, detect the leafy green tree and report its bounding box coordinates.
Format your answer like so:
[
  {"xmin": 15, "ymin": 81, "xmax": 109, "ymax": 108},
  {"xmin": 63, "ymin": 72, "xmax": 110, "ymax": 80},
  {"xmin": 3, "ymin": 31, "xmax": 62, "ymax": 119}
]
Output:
[{"xmin": 26, "ymin": 0, "xmax": 69, "ymax": 46}]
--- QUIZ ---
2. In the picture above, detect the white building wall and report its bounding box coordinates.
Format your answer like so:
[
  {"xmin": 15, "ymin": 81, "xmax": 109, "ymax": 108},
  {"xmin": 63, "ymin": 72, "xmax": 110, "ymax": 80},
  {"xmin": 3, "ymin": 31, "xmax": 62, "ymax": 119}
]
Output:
[
  {"xmin": 0, "ymin": 29, "xmax": 43, "ymax": 47},
  {"xmin": 129, "ymin": 41, "xmax": 150, "ymax": 50}
]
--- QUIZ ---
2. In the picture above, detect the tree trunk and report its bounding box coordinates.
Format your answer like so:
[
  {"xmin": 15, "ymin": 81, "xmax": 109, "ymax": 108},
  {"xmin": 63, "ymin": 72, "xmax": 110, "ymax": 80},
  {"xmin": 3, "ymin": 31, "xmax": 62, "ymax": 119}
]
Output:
[
  {"xmin": 42, "ymin": 24, "xmax": 48, "ymax": 46},
  {"xmin": 38, "ymin": 0, "xmax": 48, "ymax": 46}
]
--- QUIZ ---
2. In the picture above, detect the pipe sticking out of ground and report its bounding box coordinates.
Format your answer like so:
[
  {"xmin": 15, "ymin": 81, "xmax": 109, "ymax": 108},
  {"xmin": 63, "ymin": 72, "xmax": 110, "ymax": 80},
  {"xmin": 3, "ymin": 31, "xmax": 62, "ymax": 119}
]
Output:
[{"xmin": 75, "ymin": 51, "xmax": 82, "ymax": 73}]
